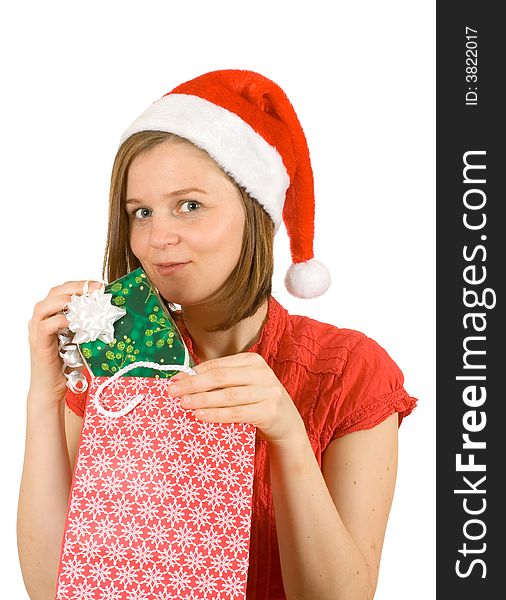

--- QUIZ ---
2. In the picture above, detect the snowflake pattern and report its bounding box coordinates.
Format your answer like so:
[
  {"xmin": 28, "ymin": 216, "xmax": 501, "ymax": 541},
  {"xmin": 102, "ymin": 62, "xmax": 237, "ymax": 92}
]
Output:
[{"xmin": 56, "ymin": 376, "xmax": 256, "ymax": 599}]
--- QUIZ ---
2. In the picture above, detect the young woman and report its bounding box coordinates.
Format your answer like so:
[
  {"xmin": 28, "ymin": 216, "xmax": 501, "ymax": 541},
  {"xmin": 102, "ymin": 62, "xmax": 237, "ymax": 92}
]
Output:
[{"xmin": 18, "ymin": 69, "xmax": 417, "ymax": 600}]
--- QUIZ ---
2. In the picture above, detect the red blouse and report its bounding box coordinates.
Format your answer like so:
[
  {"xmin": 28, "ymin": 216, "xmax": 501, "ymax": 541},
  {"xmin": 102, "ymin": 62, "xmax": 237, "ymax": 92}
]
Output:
[{"xmin": 65, "ymin": 294, "xmax": 417, "ymax": 599}]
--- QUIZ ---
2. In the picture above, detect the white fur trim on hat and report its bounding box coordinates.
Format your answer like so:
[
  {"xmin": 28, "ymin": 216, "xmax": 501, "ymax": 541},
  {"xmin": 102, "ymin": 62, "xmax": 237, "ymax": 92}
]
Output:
[
  {"xmin": 119, "ymin": 93, "xmax": 290, "ymax": 233},
  {"xmin": 284, "ymin": 259, "xmax": 331, "ymax": 299}
]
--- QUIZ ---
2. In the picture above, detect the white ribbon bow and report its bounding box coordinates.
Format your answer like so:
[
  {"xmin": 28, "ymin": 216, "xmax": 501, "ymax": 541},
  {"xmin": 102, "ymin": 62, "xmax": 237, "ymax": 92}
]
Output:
[
  {"xmin": 58, "ymin": 280, "xmax": 127, "ymax": 394},
  {"xmin": 64, "ymin": 282, "xmax": 127, "ymax": 344}
]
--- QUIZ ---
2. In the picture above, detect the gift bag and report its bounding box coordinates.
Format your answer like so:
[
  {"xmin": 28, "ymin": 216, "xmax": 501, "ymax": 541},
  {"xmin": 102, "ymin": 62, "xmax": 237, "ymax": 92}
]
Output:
[
  {"xmin": 55, "ymin": 361, "xmax": 256, "ymax": 600},
  {"xmin": 55, "ymin": 270, "xmax": 256, "ymax": 599}
]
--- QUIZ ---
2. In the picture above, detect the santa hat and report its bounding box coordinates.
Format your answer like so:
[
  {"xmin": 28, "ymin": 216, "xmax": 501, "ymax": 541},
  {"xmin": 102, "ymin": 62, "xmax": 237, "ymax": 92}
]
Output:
[{"xmin": 119, "ymin": 69, "xmax": 331, "ymax": 299}]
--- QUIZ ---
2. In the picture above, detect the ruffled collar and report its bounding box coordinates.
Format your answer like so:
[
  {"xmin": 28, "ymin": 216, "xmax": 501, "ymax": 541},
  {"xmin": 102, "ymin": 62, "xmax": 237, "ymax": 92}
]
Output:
[{"xmin": 169, "ymin": 295, "xmax": 288, "ymax": 365}]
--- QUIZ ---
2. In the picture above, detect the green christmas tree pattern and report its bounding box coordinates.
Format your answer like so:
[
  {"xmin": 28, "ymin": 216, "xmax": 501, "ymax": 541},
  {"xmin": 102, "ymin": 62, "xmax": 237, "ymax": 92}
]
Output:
[{"xmin": 79, "ymin": 268, "xmax": 188, "ymax": 377}]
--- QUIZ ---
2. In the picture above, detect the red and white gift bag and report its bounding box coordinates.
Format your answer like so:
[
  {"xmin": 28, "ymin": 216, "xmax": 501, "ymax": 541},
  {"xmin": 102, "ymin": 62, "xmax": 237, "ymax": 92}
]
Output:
[{"xmin": 55, "ymin": 362, "xmax": 256, "ymax": 600}]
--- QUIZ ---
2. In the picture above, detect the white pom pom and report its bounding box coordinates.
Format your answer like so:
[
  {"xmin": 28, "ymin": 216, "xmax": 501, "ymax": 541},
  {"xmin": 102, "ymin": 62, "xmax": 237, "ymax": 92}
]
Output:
[{"xmin": 284, "ymin": 259, "xmax": 331, "ymax": 299}]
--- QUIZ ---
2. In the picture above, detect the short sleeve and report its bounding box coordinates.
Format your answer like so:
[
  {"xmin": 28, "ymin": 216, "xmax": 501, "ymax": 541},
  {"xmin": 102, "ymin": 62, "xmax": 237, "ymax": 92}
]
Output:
[
  {"xmin": 329, "ymin": 336, "xmax": 417, "ymax": 440},
  {"xmin": 64, "ymin": 366, "xmax": 91, "ymax": 418}
]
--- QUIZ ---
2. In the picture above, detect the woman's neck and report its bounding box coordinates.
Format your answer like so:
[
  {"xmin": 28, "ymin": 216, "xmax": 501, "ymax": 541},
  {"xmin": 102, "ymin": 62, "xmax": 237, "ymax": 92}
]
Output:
[{"xmin": 176, "ymin": 299, "xmax": 269, "ymax": 362}]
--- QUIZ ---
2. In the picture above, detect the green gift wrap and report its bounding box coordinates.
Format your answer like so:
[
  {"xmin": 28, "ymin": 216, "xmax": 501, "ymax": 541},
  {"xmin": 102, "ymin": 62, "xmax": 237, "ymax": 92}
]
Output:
[{"xmin": 78, "ymin": 267, "xmax": 194, "ymax": 378}]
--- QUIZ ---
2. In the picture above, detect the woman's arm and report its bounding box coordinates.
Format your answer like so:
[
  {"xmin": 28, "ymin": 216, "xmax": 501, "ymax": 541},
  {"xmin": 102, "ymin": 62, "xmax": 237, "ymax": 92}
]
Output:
[
  {"xmin": 16, "ymin": 395, "xmax": 73, "ymax": 600},
  {"xmin": 269, "ymin": 413, "xmax": 398, "ymax": 600},
  {"xmin": 18, "ymin": 279, "xmax": 101, "ymax": 599}
]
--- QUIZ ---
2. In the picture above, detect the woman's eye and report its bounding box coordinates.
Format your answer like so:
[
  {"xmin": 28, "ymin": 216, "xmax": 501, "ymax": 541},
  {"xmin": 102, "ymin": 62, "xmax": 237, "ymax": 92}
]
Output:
[
  {"xmin": 130, "ymin": 201, "xmax": 201, "ymax": 220},
  {"xmin": 133, "ymin": 208, "xmax": 151, "ymax": 219},
  {"xmin": 179, "ymin": 200, "xmax": 201, "ymax": 213}
]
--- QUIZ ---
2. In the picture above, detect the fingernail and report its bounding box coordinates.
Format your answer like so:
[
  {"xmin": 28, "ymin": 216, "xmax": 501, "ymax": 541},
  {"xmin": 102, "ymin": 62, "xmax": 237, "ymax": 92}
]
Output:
[{"xmin": 168, "ymin": 384, "xmax": 180, "ymax": 395}]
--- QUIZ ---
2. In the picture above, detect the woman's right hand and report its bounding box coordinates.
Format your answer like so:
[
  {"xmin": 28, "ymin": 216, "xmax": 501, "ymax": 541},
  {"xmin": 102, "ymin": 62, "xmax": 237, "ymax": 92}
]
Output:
[{"xmin": 27, "ymin": 280, "xmax": 104, "ymax": 408}]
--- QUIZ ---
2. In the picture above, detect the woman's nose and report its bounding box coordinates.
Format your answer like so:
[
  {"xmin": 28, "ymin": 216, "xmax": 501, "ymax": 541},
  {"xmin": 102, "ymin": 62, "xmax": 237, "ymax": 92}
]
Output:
[{"xmin": 149, "ymin": 215, "xmax": 181, "ymax": 248}]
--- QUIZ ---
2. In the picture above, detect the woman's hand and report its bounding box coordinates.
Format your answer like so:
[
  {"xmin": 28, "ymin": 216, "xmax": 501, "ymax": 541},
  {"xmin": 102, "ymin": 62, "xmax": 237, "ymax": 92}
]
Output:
[
  {"xmin": 27, "ymin": 280, "xmax": 103, "ymax": 407},
  {"xmin": 168, "ymin": 352, "xmax": 307, "ymax": 446}
]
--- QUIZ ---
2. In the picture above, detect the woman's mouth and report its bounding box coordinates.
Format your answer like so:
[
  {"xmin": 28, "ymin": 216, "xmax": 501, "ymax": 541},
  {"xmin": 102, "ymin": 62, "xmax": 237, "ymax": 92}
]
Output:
[{"xmin": 154, "ymin": 262, "xmax": 190, "ymax": 275}]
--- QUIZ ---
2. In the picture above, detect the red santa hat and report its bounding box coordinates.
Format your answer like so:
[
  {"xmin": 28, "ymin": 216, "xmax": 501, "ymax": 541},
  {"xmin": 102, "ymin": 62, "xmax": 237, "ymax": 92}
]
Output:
[{"xmin": 119, "ymin": 69, "xmax": 331, "ymax": 299}]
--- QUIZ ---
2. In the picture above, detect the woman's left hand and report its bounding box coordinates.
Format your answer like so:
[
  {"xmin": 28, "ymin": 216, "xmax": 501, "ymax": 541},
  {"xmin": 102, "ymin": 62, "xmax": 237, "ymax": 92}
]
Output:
[{"xmin": 167, "ymin": 352, "xmax": 307, "ymax": 446}]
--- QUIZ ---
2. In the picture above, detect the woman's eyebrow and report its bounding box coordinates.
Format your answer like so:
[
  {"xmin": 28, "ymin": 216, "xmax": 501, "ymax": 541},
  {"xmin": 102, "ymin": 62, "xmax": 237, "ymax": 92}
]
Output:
[{"xmin": 125, "ymin": 187, "xmax": 208, "ymax": 205}]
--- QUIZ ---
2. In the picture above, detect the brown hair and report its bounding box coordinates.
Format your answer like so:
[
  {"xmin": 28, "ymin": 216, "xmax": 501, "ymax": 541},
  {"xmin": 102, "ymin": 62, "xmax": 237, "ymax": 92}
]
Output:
[{"xmin": 101, "ymin": 130, "xmax": 275, "ymax": 332}]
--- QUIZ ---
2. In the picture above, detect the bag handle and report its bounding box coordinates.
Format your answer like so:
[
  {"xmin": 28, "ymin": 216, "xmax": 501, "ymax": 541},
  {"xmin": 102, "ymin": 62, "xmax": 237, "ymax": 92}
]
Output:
[
  {"xmin": 182, "ymin": 340, "xmax": 190, "ymax": 368},
  {"xmin": 93, "ymin": 361, "xmax": 197, "ymax": 418}
]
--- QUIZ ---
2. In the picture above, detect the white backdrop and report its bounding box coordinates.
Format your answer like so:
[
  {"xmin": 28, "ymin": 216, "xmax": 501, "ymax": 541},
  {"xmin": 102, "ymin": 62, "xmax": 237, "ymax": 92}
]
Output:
[{"xmin": 1, "ymin": 1, "xmax": 435, "ymax": 597}]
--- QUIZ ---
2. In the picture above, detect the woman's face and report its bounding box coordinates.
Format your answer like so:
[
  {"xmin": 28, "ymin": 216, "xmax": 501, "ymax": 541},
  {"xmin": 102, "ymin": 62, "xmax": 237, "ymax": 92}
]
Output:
[{"xmin": 126, "ymin": 139, "xmax": 245, "ymax": 306}]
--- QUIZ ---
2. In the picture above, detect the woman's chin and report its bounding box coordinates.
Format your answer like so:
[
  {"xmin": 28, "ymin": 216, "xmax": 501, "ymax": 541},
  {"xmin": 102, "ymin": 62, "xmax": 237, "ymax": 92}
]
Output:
[
  {"xmin": 146, "ymin": 271, "xmax": 216, "ymax": 307},
  {"xmin": 158, "ymin": 291, "xmax": 185, "ymax": 307},
  {"xmin": 158, "ymin": 290, "xmax": 196, "ymax": 308},
  {"xmin": 160, "ymin": 291, "xmax": 217, "ymax": 310}
]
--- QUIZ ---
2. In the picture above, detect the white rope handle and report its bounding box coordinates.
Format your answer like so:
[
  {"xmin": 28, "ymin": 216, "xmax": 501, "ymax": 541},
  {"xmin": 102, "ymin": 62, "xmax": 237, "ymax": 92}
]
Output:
[{"xmin": 93, "ymin": 360, "xmax": 197, "ymax": 418}]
